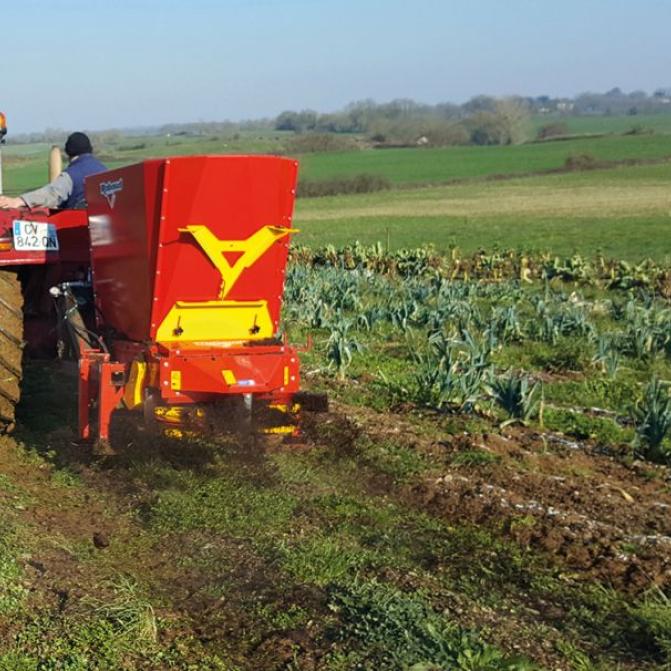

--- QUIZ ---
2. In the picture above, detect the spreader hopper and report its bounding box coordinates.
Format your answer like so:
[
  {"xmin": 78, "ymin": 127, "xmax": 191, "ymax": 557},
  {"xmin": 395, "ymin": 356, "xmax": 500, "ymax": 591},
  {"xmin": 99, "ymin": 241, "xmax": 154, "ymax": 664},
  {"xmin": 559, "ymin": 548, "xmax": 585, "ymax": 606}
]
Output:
[
  {"xmin": 72, "ymin": 155, "xmax": 318, "ymax": 444},
  {"xmin": 85, "ymin": 155, "xmax": 298, "ymax": 344}
]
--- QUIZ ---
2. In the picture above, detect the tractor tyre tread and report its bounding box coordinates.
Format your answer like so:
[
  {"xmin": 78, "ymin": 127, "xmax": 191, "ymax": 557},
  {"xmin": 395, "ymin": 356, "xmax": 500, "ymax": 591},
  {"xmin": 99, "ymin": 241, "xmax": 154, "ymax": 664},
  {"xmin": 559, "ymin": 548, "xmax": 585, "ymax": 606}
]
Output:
[{"xmin": 0, "ymin": 270, "xmax": 23, "ymax": 434}]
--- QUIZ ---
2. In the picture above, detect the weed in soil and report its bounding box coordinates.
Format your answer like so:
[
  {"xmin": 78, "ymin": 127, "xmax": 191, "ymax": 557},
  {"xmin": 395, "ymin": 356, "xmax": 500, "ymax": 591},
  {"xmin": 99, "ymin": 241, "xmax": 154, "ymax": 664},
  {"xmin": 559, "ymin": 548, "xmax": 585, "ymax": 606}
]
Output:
[{"xmin": 325, "ymin": 578, "xmax": 531, "ymax": 670}]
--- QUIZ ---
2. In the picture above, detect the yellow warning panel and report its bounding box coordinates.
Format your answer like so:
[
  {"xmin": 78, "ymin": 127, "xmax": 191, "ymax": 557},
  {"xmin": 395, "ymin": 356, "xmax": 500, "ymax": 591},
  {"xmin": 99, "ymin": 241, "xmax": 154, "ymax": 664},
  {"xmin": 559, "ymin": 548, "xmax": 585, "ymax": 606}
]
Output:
[
  {"xmin": 170, "ymin": 370, "xmax": 182, "ymax": 391},
  {"xmin": 222, "ymin": 369, "xmax": 237, "ymax": 385},
  {"xmin": 156, "ymin": 300, "xmax": 274, "ymax": 343},
  {"xmin": 123, "ymin": 361, "xmax": 147, "ymax": 410}
]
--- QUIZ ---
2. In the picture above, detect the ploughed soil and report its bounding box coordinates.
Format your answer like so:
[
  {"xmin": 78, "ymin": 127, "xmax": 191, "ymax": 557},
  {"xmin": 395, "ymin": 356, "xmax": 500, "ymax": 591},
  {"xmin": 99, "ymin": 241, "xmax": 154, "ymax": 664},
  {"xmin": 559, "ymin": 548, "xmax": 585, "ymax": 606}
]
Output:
[
  {"xmin": 1, "ymin": 365, "xmax": 670, "ymax": 669},
  {"xmin": 344, "ymin": 405, "xmax": 671, "ymax": 593},
  {"xmin": 297, "ymin": 403, "xmax": 671, "ymax": 596}
]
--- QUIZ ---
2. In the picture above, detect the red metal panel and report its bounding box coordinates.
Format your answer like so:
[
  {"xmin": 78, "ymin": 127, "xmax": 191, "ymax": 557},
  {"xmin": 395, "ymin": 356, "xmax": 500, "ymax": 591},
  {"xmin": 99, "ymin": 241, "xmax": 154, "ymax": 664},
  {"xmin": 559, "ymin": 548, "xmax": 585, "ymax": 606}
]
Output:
[
  {"xmin": 85, "ymin": 161, "xmax": 165, "ymax": 340},
  {"xmin": 158, "ymin": 342, "xmax": 299, "ymax": 397},
  {"xmin": 149, "ymin": 155, "xmax": 298, "ymax": 340},
  {"xmin": 85, "ymin": 155, "xmax": 298, "ymax": 344}
]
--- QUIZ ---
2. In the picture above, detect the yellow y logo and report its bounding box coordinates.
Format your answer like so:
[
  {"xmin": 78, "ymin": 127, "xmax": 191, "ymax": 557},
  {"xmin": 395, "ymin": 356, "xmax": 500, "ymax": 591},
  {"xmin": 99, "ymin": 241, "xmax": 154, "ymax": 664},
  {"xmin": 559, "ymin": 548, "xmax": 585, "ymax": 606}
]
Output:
[{"xmin": 179, "ymin": 225, "xmax": 298, "ymax": 299}]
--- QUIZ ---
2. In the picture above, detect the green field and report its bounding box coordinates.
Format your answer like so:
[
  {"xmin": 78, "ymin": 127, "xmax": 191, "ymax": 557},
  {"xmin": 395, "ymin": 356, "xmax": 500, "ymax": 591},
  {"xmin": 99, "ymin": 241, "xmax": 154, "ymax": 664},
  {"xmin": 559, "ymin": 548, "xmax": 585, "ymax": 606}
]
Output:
[
  {"xmin": 531, "ymin": 112, "xmax": 671, "ymax": 135},
  {"xmin": 297, "ymin": 133, "xmax": 671, "ymax": 185},
  {"xmin": 2, "ymin": 118, "xmax": 671, "ymax": 261},
  {"xmin": 295, "ymin": 163, "xmax": 671, "ymax": 261},
  {"xmin": 5, "ymin": 116, "xmax": 671, "ymax": 195}
]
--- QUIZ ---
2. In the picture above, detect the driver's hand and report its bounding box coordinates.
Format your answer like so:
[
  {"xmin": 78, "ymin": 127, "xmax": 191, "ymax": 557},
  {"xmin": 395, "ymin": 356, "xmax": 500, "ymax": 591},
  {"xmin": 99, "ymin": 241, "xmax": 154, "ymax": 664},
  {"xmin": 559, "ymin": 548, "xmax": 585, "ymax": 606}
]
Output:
[{"xmin": 0, "ymin": 196, "xmax": 25, "ymax": 209}]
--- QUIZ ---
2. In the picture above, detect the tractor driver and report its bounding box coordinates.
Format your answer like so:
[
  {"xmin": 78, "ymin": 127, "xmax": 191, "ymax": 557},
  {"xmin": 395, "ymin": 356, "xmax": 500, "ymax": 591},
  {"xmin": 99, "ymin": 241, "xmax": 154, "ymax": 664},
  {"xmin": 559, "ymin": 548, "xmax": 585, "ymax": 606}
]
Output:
[{"xmin": 0, "ymin": 132, "xmax": 107, "ymax": 210}]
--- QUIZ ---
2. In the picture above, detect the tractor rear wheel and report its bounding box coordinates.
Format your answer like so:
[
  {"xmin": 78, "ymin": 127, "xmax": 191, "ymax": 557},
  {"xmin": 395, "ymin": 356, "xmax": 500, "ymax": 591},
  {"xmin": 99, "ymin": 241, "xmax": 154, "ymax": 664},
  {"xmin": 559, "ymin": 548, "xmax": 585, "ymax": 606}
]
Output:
[{"xmin": 0, "ymin": 270, "xmax": 23, "ymax": 433}]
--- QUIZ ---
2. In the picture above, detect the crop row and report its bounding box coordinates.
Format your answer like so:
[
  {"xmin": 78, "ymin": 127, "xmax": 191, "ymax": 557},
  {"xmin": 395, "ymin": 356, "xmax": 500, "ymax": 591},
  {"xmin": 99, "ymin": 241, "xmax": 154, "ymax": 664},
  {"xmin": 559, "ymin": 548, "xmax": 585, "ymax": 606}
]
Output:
[
  {"xmin": 290, "ymin": 243, "xmax": 671, "ymax": 295},
  {"xmin": 284, "ymin": 254, "xmax": 671, "ymax": 464}
]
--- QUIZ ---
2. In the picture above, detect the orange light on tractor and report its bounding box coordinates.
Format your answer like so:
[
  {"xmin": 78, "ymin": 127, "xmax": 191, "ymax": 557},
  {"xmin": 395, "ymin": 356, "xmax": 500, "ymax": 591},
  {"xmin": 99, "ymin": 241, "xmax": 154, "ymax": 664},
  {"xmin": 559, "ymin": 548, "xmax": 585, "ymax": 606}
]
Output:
[{"xmin": 0, "ymin": 112, "xmax": 6, "ymax": 140}]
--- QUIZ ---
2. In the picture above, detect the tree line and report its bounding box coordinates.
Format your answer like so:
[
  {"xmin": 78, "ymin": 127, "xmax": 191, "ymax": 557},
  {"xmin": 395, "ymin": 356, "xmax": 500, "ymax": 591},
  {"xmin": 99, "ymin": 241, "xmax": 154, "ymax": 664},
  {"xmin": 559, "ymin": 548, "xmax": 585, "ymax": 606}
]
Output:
[
  {"xmin": 274, "ymin": 88, "xmax": 671, "ymax": 147},
  {"xmin": 8, "ymin": 87, "xmax": 671, "ymax": 147}
]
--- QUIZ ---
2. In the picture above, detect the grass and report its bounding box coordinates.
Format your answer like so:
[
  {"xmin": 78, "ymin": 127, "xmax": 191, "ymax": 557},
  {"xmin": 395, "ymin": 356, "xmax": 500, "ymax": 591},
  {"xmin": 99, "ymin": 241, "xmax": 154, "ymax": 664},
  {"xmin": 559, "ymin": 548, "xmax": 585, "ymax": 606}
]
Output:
[
  {"xmin": 293, "ymin": 163, "xmax": 671, "ymax": 260},
  {"xmin": 4, "ymin": 128, "xmax": 671, "ymax": 264},
  {"xmin": 4, "ymin": 120, "xmax": 671, "ymax": 193},
  {"xmin": 543, "ymin": 407, "xmax": 631, "ymax": 445},
  {"xmin": 294, "ymin": 212, "xmax": 671, "ymax": 262},
  {"xmin": 326, "ymin": 578, "xmax": 529, "ymax": 670},
  {"xmin": 531, "ymin": 112, "xmax": 671, "ymax": 136},
  {"xmin": 279, "ymin": 533, "xmax": 374, "ymax": 586},
  {"xmin": 0, "ymin": 517, "xmax": 27, "ymax": 617},
  {"xmin": 0, "ymin": 487, "xmax": 162, "ymax": 669},
  {"xmin": 147, "ymin": 466, "xmax": 298, "ymax": 544},
  {"xmin": 451, "ymin": 449, "xmax": 501, "ymax": 467},
  {"xmin": 297, "ymin": 132, "xmax": 671, "ymax": 185}
]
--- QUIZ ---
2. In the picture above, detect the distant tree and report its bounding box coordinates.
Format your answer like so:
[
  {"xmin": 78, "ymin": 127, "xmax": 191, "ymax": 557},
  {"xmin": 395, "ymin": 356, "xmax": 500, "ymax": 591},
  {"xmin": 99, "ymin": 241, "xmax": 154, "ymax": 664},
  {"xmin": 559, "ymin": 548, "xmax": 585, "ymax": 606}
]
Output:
[
  {"xmin": 422, "ymin": 120, "xmax": 470, "ymax": 146},
  {"xmin": 381, "ymin": 98, "xmax": 427, "ymax": 119},
  {"xmin": 574, "ymin": 92, "xmax": 599, "ymax": 114},
  {"xmin": 366, "ymin": 118, "xmax": 416, "ymax": 145},
  {"xmin": 275, "ymin": 110, "xmax": 318, "ymax": 132},
  {"xmin": 373, "ymin": 118, "xmax": 470, "ymax": 147},
  {"xmin": 494, "ymin": 98, "xmax": 531, "ymax": 144},
  {"xmin": 435, "ymin": 102, "xmax": 462, "ymax": 119},
  {"xmin": 284, "ymin": 133, "xmax": 359, "ymax": 153},
  {"xmin": 573, "ymin": 88, "xmax": 667, "ymax": 115},
  {"xmin": 275, "ymin": 111, "xmax": 299, "ymax": 131},
  {"xmin": 466, "ymin": 98, "xmax": 530, "ymax": 145},
  {"xmin": 314, "ymin": 113, "xmax": 355, "ymax": 133},
  {"xmin": 463, "ymin": 95, "xmax": 497, "ymax": 113},
  {"xmin": 344, "ymin": 99, "xmax": 378, "ymax": 132},
  {"xmin": 467, "ymin": 112, "xmax": 504, "ymax": 145},
  {"xmin": 536, "ymin": 121, "xmax": 569, "ymax": 140},
  {"xmin": 42, "ymin": 127, "xmax": 68, "ymax": 144}
]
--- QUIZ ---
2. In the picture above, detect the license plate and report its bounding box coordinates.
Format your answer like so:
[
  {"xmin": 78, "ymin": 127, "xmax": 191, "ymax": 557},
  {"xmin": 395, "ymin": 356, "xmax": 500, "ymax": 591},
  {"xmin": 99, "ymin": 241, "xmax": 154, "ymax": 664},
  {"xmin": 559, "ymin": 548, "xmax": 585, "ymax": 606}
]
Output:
[{"xmin": 12, "ymin": 220, "xmax": 59, "ymax": 251}]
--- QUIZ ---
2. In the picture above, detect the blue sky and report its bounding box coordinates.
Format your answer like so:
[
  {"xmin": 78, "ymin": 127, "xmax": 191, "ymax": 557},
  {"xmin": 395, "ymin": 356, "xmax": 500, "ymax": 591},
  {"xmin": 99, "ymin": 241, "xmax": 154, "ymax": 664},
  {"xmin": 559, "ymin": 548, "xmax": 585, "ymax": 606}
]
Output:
[{"xmin": 3, "ymin": 0, "xmax": 670, "ymax": 133}]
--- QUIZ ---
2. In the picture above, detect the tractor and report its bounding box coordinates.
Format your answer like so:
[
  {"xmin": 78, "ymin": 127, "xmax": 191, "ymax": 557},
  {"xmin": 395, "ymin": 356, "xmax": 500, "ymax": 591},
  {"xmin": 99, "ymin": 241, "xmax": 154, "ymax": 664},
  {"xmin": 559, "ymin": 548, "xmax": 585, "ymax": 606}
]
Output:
[{"xmin": 0, "ymin": 130, "xmax": 324, "ymax": 449}]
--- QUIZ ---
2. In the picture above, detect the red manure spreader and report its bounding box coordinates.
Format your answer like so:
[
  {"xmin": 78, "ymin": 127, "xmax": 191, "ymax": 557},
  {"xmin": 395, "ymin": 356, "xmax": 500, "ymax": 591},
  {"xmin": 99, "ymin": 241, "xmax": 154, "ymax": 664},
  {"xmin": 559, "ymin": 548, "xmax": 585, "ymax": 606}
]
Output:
[{"xmin": 0, "ymin": 154, "xmax": 324, "ymax": 450}]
